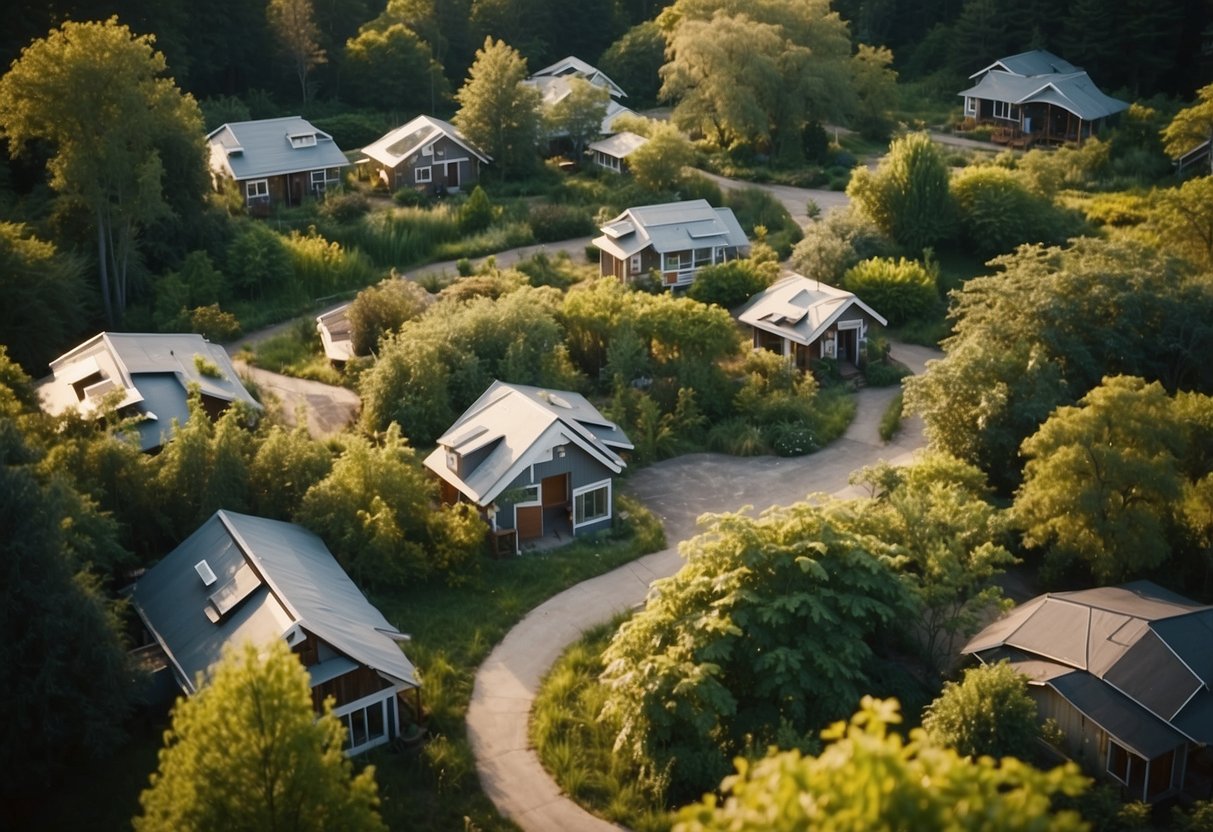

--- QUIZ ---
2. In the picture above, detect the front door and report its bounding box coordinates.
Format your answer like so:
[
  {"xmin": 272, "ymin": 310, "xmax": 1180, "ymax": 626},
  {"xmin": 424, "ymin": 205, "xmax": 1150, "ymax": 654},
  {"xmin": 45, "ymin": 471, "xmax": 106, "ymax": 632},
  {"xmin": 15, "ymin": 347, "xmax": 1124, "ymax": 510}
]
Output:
[
  {"xmin": 541, "ymin": 473, "xmax": 567, "ymax": 508},
  {"xmin": 446, "ymin": 161, "xmax": 460, "ymax": 189},
  {"xmin": 516, "ymin": 505, "xmax": 542, "ymax": 540}
]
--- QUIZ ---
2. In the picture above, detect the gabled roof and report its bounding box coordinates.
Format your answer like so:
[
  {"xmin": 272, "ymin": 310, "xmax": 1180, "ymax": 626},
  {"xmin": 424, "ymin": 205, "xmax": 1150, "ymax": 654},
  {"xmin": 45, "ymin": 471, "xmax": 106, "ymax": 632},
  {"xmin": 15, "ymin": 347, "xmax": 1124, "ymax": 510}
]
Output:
[
  {"xmin": 207, "ymin": 116, "xmax": 349, "ymax": 181},
  {"xmin": 38, "ymin": 332, "xmax": 260, "ymax": 452},
  {"xmin": 529, "ymin": 55, "xmax": 626, "ymax": 98},
  {"xmin": 589, "ymin": 130, "xmax": 649, "ymax": 160},
  {"xmin": 970, "ymin": 49, "xmax": 1080, "ymax": 79},
  {"xmin": 361, "ymin": 115, "xmax": 490, "ymax": 168},
  {"xmin": 422, "ymin": 381, "xmax": 631, "ymax": 506},
  {"xmin": 316, "ymin": 304, "xmax": 355, "ymax": 363},
  {"xmin": 959, "ymin": 69, "xmax": 1129, "ymax": 121},
  {"xmin": 737, "ymin": 273, "xmax": 888, "ymax": 341},
  {"xmin": 593, "ymin": 199, "xmax": 749, "ymax": 260},
  {"xmin": 964, "ymin": 581, "xmax": 1213, "ymax": 756},
  {"xmin": 132, "ymin": 511, "xmax": 418, "ymax": 695}
]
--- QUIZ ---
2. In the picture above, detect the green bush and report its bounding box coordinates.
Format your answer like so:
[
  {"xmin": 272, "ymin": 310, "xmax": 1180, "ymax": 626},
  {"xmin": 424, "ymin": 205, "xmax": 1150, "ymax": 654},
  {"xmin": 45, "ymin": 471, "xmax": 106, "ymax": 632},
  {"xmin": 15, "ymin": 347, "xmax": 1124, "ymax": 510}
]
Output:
[
  {"xmin": 516, "ymin": 251, "xmax": 586, "ymax": 289},
  {"xmin": 319, "ymin": 191, "xmax": 370, "ymax": 223},
  {"xmin": 879, "ymin": 391, "xmax": 903, "ymax": 441},
  {"xmin": 527, "ymin": 203, "xmax": 595, "ymax": 242},
  {"xmin": 707, "ymin": 418, "xmax": 767, "ymax": 455},
  {"xmin": 393, "ymin": 187, "xmax": 428, "ymax": 207},
  {"xmin": 459, "ymin": 186, "xmax": 494, "ymax": 234},
  {"xmin": 864, "ymin": 360, "xmax": 910, "ymax": 387},
  {"xmin": 950, "ymin": 165, "xmax": 1082, "ymax": 258},
  {"xmin": 766, "ymin": 420, "xmax": 819, "ymax": 456},
  {"xmin": 687, "ymin": 259, "xmax": 771, "ymax": 309},
  {"xmin": 189, "ymin": 304, "xmax": 242, "ymax": 342},
  {"xmin": 842, "ymin": 256, "xmax": 939, "ymax": 327}
]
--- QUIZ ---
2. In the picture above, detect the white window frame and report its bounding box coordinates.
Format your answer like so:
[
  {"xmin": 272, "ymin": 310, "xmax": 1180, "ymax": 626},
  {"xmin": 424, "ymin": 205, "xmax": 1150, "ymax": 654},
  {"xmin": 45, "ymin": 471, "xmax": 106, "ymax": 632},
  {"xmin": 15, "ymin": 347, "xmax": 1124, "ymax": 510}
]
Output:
[
  {"xmin": 965, "ymin": 96, "xmax": 977, "ymax": 116},
  {"xmin": 572, "ymin": 480, "xmax": 611, "ymax": 529},
  {"xmin": 993, "ymin": 100, "xmax": 1018, "ymax": 121},
  {"xmin": 289, "ymin": 133, "xmax": 318, "ymax": 149},
  {"xmin": 415, "ymin": 165, "xmax": 432, "ymax": 184},
  {"xmin": 332, "ymin": 688, "xmax": 397, "ymax": 755},
  {"xmin": 629, "ymin": 254, "xmax": 642, "ymax": 274},
  {"xmin": 1107, "ymin": 739, "xmax": 1132, "ymax": 786},
  {"xmin": 245, "ymin": 179, "xmax": 269, "ymax": 200},
  {"xmin": 511, "ymin": 485, "xmax": 541, "ymax": 506}
]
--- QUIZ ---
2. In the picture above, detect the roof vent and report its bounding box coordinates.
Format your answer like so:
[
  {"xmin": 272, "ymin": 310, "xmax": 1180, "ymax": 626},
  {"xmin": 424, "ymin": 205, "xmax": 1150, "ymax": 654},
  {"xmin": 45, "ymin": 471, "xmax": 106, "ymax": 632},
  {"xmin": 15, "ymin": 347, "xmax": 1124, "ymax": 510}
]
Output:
[{"xmin": 195, "ymin": 559, "xmax": 218, "ymax": 587}]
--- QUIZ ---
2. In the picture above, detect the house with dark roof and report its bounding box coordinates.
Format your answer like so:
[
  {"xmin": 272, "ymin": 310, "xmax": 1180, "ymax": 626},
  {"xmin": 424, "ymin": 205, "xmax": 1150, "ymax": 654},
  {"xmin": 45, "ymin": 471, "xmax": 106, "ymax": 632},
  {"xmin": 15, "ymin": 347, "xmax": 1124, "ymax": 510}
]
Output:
[
  {"xmin": 423, "ymin": 381, "xmax": 632, "ymax": 553},
  {"xmin": 207, "ymin": 116, "xmax": 348, "ymax": 212},
  {"xmin": 361, "ymin": 115, "xmax": 489, "ymax": 195},
  {"xmin": 737, "ymin": 273, "xmax": 887, "ymax": 371},
  {"xmin": 959, "ymin": 49, "xmax": 1128, "ymax": 147},
  {"xmin": 593, "ymin": 199, "xmax": 749, "ymax": 289},
  {"xmin": 963, "ymin": 581, "xmax": 1213, "ymax": 802},
  {"xmin": 132, "ymin": 510, "xmax": 420, "ymax": 755},
  {"xmin": 37, "ymin": 332, "xmax": 260, "ymax": 452}
]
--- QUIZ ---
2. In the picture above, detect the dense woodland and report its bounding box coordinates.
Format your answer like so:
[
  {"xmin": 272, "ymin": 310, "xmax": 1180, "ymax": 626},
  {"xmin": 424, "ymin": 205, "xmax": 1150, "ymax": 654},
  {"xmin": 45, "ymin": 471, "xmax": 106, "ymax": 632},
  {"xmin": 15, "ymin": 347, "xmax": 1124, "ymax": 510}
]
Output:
[{"xmin": 3, "ymin": 0, "xmax": 1213, "ymax": 829}]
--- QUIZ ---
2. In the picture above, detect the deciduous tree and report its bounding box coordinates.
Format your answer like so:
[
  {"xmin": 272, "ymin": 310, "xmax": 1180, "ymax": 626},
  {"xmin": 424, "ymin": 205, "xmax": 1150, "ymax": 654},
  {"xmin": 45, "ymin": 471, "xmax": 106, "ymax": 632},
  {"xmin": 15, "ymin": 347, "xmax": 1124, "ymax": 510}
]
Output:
[
  {"xmin": 548, "ymin": 77, "xmax": 609, "ymax": 160},
  {"xmin": 268, "ymin": 0, "xmax": 327, "ymax": 103},
  {"xmin": 454, "ymin": 37, "xmax": 542, "ymax": 179},
  {"xmin": 847, "ymin": 132, "xmax": 955, "ymax": 252},
  {"xmin": 1161, "ymin": 86, "xmax": 1213, "ymax": 173},
  {"xmin": 0, "ymin": 223, "xmax": 88, "ymax": 373},
  {"xmin": 627, "ymin": 121, "xmax": 696, "ymax": 191},
  {"xmin": 135, "ymin": 640, "xmax": 386, "ymax": 832},
  {"xmin": 343, "ymin": 23, "xmax": 448, "ymax": 112},
  {"xmin": 923, "ymin": 662, "xmax": 1039, "ymax": 760},
  {"xmin": 0, "ymin": 18, "xmax": 207, "ymax": 325}
]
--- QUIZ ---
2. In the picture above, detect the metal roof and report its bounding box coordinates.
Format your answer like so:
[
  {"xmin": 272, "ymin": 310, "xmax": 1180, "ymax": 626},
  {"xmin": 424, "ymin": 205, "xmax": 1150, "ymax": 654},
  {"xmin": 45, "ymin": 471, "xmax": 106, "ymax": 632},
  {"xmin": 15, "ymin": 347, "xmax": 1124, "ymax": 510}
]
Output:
[
  {"xmin": 361, "ymin": 114, "xmax": 489, "ymax": 168},
  {"xmin": 589, "ymin": 131, "xmax": 648, "ymax": 159},
  {"xmin": 423, "ymin": 381, "xmax": 631, "ymax": 506},
  {"xmin": 736, "ymin": 273, "xmax": 888, "ymax": 342},
  {"xmin": 132, "ymin": 511, "xmax": 418, "ymax": 695},
  {"xmin": 529, "ymin": 55, "xmax": 626, "ymax": 98},
  {"xmin": 958, "ymin": 70, "xmax": 1128, "ymax": 121},
  {"xmin": 38, "ymin": 332, "xmax": 260, "ymax": 451},
  {"xmin": 970, "ymin": 49, "xmax": 1080, "ymax": 79},
  {"xmin": 964, "ymin": 581, "xmax": 1213, "ymax": 752},
  {"xmin": 207, "ymin": 116, "xmax": 349, "ymax": 182},
  {"xmin": 593, "ymin": 199, "xmax": 749, "ymax": 260}
]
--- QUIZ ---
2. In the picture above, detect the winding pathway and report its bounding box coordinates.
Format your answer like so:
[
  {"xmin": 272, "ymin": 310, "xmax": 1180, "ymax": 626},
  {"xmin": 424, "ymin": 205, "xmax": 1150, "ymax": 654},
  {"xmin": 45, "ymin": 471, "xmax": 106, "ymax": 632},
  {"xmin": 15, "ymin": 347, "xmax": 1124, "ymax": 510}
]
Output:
[{"xmin": 466, "ymin": 343, "xmax": 939, "ymax": 831}]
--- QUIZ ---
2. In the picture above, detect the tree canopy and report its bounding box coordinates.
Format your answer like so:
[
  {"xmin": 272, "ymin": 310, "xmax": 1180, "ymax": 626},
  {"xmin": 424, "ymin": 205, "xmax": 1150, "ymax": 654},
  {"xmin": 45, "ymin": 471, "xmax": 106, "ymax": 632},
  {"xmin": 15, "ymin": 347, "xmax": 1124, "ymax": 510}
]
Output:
[
  {"xmin": 454, "ymin": 37, "xmax": 542, "ymax": 179},
  {"xmin": 922, "ymin": 662, "xmax": 1040, "ymax": 760},
  {"xmin": 847, "ymin": 131, "xmax": 954, "ymax": 253},
  {"xmin": 136, "ymin": 640, "xmax": 386, "ymax": 832},
  {"xmin": 1162, "ymin": 82, "xmax": 1213, "ymax": 174}
]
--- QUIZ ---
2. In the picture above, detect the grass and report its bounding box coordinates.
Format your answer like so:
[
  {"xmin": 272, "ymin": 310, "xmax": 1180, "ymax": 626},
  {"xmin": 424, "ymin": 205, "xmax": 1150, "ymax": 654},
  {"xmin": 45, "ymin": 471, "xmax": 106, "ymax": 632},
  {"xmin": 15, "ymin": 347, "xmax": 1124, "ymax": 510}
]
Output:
[
  {"xmin": 880, "ymin": 391, "xmax": 905, "ymax": 442},
  {"xmin": 531, "ymin": 619, "xmax": 673, "ymax": 832},
  {"xmin": 246, "ymin": 318, "xmax": 346, "ymax": 386}
]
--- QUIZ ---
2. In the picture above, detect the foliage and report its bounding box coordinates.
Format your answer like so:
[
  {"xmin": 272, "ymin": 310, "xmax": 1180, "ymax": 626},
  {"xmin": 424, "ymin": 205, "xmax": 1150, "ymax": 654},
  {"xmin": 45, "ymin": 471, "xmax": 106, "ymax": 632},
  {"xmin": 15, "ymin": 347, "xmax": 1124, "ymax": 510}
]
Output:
[
  {"xmin": 319, "ymin": 191, "xmax": 371, "ymax": 224},
  {"xmin": 459, "ymin": 185, "xmax": 495, "ymax": 233},
  {"xmin": 599, "ymin": 21, "xmax": 667, "ymax": 108},
  {"xmin": 674, "ymin": 697, "xmax": 1089, "ymax": 832},
  {"xmin": 248, "ymin": 423, "xmax": 333, "ymax": 520},
  {"xmin": 850, "ymin": 43, "xmax": 898, "ymax": 141},
  {"xmin": 878, "ymin": 391, "xmax": 903, "ymax": 440},
  {"xmin": 135, "ymin": 641, "xmax": 385, "ymax": 832},
  {"xmin": 723, "ymin": 187, "xmax": 802, "ymax": 256},
  {"xmin": 846, "ymin": 453, "xmax": 1015, "ymax": 671},
  {"xmin": 548, "ymin": 77, "xmax": 609, "ymax": 158},
  {"xmin": 0, "ymin": 222, "xmax": 88, "ymax": 372},
  {"xmin": 282, "ymin": 226, "xmax": 377, "ymax": 299},
  {"xmin": 687, "ymin": 259, "xmax": 774, "ymax": 309},
  {"xmin": 348, "ymin": 274, "xmax": 432, "ymax": 355},
  {"xmin": 922, "ymin": 662, "xmax": 1039, "ymax": 759},
  {"xmin": 659, "ymin": 0, "xmax": 855, "ymax": 164},
  {"xmin": 627, "ymin": 121, "xmax": 697, "ymax": 192},
  {"xmin": 526, "ymin": 203, "xmax": 595, "ymax": 243},
  {"xmin": 1014, "ymin": 376, "xmax": 1184, "ymax": 583},
  {"xmin": 600, "ymin": 502, "xmax": 911, "ymax": 800},
  {"xmin": 847, "ymin": 132, "xmax": 954, "ymax": 253},
  {"xmin": 903, "ymin": 238, "xmax": 1213, "ymax": 490},
  {"xmin": 1144, "ymin": 177, "xmax": 1213, "ymax": 273},
  {"xmin": 790, "ymin": 205, "xmax": 896, "ymax": 285},
  {"xmin": 0, "ymin": 17, "xmax": 207, "ymax": 325},
  {"xmin": 226, "ymin": 222, "xmax": 295, "ymax": 299},
  {"xmin": 454, "ymin": 37, "xmax": 542, "ymax": 179},
  {"xmin": 1162, "ymin": 82, "xmax": 1213, "ymax": 175},
  {"xmin": 950, "ymin": 165, "xmax": 1083, "ymax": 259},
  {"xmin": 267, "ymin": 0, "xmax": 327, "ymax": 102},
  {"xmin": 842, "ymin": 256, "xmax": 939, "ymax": 327},
  {"xmin": 343, "ymin": 22, "xmax": 448, "ymax": 111},
  {"xmin": 296, "ymin": 425, "xmax": 481, "ymax": 587}
]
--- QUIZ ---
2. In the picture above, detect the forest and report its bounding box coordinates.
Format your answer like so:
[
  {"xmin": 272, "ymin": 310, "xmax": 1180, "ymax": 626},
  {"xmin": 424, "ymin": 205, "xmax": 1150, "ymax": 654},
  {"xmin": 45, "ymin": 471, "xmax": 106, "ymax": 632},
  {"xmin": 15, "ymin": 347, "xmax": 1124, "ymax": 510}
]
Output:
[{"xmin": 3, "ymin": 0, "xmax": 1213, "ymax": 830}]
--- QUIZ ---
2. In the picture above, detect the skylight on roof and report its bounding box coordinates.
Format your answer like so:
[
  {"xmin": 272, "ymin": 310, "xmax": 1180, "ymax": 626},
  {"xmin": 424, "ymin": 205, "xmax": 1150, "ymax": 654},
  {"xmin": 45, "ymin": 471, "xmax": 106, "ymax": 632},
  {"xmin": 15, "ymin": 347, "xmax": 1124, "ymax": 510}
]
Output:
[
  {"xmin": 195, "ymin": 559, "xmax": 217, "ymax": 587},
  {"xmin": 288, "ymin": 133, "xmax": 317, "ymax": 148}
]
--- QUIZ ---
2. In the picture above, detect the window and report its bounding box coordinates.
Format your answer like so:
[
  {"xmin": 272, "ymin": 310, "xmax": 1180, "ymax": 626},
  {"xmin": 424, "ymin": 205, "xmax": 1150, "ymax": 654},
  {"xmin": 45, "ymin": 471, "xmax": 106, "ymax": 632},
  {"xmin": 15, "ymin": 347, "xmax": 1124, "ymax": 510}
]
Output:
[
  {"xmin": 289, "ymin": 133, "xmax": 317, "ymax": 148},
  {"xmin": 246, "ymin": 179, "xmax": 269, "ymax": 200},
  {"xmin": 416, "ymin": 166, "xmax": 432, "ymax": 184},
  {"xmin": 992, "ymin": 100, "xmax": 1018, "ymax": 120},
  {"xmin": 965, "ymin": 96, "xmax": 977, "ymax": 115},
  {"xmin": 573, "ymin": 480, "xmax": 611, "ymax": 528},
  {"xmin": 630, "ymin": 254, "xmax": 642, "ymax": 274},
  {"xmin": 693, "ymin": 247, "xmax": 713, "ymax": 267},
  {"xmin": 336, "ymin": 693, "xmax": 394, "ymax": 754},
  {"xmin": 510, "ymin": 485, "xmax": 540, "ymax": 505},
  {"xmin": 1108, "ymin": 740, "xmax": 1131, "ymax": 785},
  {"xmin": 663, "ymin": 252, "xmax": 686, "ymax": 271}
]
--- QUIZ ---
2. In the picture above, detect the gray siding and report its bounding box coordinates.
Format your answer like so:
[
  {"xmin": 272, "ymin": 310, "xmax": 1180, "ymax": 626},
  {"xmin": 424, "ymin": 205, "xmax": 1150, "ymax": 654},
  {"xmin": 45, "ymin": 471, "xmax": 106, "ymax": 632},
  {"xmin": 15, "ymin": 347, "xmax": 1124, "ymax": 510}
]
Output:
[{"xmin": 493, "ymin": 444, "xmax": 615, "ymax": 533}]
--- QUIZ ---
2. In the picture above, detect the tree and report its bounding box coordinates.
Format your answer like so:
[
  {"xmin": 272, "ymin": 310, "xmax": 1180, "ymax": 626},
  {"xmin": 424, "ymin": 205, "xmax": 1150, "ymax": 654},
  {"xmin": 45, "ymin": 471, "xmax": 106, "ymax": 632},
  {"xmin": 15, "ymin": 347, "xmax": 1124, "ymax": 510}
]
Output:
[
  {"xmin": 343, "ymin": 22, "xmax": 448, "ymax": 112},
  {"xmin": 847, "ymin": 132, "xmax": 955, "ymax": 252},
  {"xmin": 248, "ymin": 423, "xmax": 333, "ymax": 520},
  {"xmin": 850, "ymin": 43, "xmax": 898, "ymax": 141},
  {"xmin": 790, "ymin": 205, "xmax": 895, "ymax": 285},
  {"xmin": 600, "ymin": 502, "xmax": 910, "ymax": 799},
  {"xmin": 0, "ymin": 222, "xmax": 88, "ymax": 373},
  {"xmin": 922, "ymin": 662, "xmax": 1040, "ymax": 760},
  {"xmin": 675, "ymin": 697, "xmax": 1088, "ymax": 832},
  {"xmin": 658, "ymin": 0, "xmax": 855, "ymax": 163},
  {"xmin": 454, "ymin": 37, "xmax": 542, "ymax": 179},
  {"xmin": 1014, "ymin": 376, "xmax": 1184, "ymax": 583},
  {"xmin": 548, "ymin": 77, "xmax": 609, "ymax": 159},
  {"xmin": 950, "ymin": 165, "xmax": 1081, "ymax": 259},
  {"xmin": 135, "ymin": 640, "xmax": 386, "ymax": 832},
  {"xmin": 841, "ymin": 256, "xmax": 939, "ymax": 327},
  {"xmin": 0, "ymin": 18, "xmax": 207, "ymax": 325},
  {"xmin": 1145, "ymin": 177, "xmax": 1213, "ymax": 273},
  {"xmin": 627, "ymin": 121, "xmax": 696, "ymax": 191},
  {"xmin": 688, "ymin": 259, "xmax": 774, "ymax": 309},
  {"xmin": 1162, "ymin": 82, "xmax": 1213, "ymax": 173},
  {"xmin": 599, "ymin": 21, "xmax": 667, "ymax": 107},
  {"xmin": 268, "ymin": 0, "xmax": 327, "ymax": 103},
  {"xmin": 347, "ymin": 274, "xmax": 433, "ymax": 356}
]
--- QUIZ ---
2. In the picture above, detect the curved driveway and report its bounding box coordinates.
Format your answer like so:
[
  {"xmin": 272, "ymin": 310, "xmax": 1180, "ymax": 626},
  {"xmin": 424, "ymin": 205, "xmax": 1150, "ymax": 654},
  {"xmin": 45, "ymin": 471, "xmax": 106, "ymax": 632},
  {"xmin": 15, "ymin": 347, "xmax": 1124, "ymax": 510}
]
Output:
[{"xmin": 467, "ymin": 343, "xmax": 938, "ymax": 831}]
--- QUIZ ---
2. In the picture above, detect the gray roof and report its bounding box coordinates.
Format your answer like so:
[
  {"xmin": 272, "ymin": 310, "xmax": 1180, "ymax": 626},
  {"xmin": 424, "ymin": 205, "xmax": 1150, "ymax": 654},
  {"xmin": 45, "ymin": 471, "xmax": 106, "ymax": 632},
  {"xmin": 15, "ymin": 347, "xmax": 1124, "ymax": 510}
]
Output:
[
  {"xmin": 423, "ymin": 381, "xmax": 631, "ymax": 506},
  {"xmin": 529, "ymin": 55, "xmax": 626, "ymax": 98},
  {"xmin": 207, "ymin": 116, "xmax": 349, "ymax": 182},
  {"xmin": 593, "ymin": 199, "xmax": 749, "ymax": 260},
  {"xmin": 971, "ymin": 49, "xmax": 1080, "ymax": 79},
  {"xmin": 959, "ymin": 69, "xmax": 1128, "ymax": 122},
  {"xmin": 737, "ymin": 273, "xmax": 888, "ymax": 341},
  {"xmin": 316, "ymin": 304, "xmax": 355, "ymax": 363},
  {"xmin": 589, "ymin": 130, "xmax": 649, "ymax": 159},
  {"xmin": 361, "ymin": 115, "xmax": 489, "ymax": 169},
  {"xmin": 38, "ymin": 332, "xmax": 260, "ymax": 452},
  {"xmin": 133, "ymin": 510, "xmax": 418, "ymax": 695},
  {"xmin": 964, "ymin": 581, "xmax": 1213, "ymax": 754}
]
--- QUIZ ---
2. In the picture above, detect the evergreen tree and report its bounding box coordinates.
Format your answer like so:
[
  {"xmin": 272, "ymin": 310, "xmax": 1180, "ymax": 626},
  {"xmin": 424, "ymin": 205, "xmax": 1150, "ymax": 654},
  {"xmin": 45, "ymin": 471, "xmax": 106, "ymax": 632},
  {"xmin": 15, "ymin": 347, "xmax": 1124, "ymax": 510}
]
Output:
[{"xmin": 454, "ymin": 37, "xmax": 542, "ymax": 179}]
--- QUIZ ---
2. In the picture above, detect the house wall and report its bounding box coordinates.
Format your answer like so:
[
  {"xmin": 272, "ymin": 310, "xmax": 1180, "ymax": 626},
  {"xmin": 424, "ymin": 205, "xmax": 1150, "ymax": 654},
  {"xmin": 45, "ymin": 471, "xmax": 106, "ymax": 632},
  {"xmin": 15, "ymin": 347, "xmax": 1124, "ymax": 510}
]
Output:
[
  {"xmin": 1032, "ymin": 686, "xmax": 1107, "ymax": 773},
  {"xmin": 394, "ymin": 135, "xmax": 481, "ymax": 193},
  {"xmin": 494, "ymin": 443, "xmax": 615, "ymax": 536},
  {"xmin": 598, "ymin": 247, "xmax": 659, "ymax": 284}
]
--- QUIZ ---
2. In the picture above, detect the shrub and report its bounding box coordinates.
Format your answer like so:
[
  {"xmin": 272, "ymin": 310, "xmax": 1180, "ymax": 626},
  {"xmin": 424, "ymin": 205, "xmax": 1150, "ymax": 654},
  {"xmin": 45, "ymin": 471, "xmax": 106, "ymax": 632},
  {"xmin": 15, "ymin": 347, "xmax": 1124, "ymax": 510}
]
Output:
[
  {"xmin": 767, "ymin": 420, "xmax": 819, "ymax": 456},
  {"xmin": 842, "ymin": 256, "xmax": 939, "ymax": 327},
  {"xmin": 348, "ymin": 275, "xmax": 433, "ymax": 355},
  {"xmin": 865, "ymin": 360, "xmax": 910, "ymax": 388},
  {"xmin": 879, "ymin": 392, "xmax": 903, "ymax": 441},
  {"xmin": 456, "ymin": 258, "xmax": 474, "ymax": 277},
  {"xmin": 950, "ymin": 165, "xmax": 1081, "ymax": 258},
  {"xmin": 707, "ymin": 418, "xmax": 767, "ymax": 455},
  {"xmin": 393, "ymin": 187, "xmax": 427, "ymax": 207},
  {"xmin": 687, "ymin": 259, "xmax": 772, "ymax": 309},
  {"xmin": 516, "ymin": 251, "xmax": 585, "ymax": 289},
  {"xmin": 319, "ymin": 191, "xmax": 370, "ymax": 224},
  {"xmin": 189, "ymin": 304, "xmax": 242, "ymax": 342},
  {"xmin": 847, "ymin": 131, "xmax": 955, "ymax": 251},
  {"xmin": 527, "ymin": 203, "xmax": 595, "ymax": 242},
  {"xmin": 790, "ymin": 205, "xmax": 895, "ymax": 286},
  {"xmin": 922, "ymin": 662, "xmax": 1039, "ymax": 759},
  {"xmin": 459, "ymin": 185, "xmax": 494, "ymax": 234}
]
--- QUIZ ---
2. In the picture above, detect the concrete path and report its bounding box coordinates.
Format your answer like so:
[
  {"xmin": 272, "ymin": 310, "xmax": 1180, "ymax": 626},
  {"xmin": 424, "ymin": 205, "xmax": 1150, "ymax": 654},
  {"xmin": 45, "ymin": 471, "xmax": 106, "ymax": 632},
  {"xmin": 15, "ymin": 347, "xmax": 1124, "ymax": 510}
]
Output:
[
  {"xmin": 696, "ymin": 170, "xmax": 851, "ymax": 227},
  {"xmin": 466, "ymin": 342, "xmax": 938, "ymax": 832},
  {"xmin": 234, "ymin": 359, "xmax": 360, "ymax": 439}
]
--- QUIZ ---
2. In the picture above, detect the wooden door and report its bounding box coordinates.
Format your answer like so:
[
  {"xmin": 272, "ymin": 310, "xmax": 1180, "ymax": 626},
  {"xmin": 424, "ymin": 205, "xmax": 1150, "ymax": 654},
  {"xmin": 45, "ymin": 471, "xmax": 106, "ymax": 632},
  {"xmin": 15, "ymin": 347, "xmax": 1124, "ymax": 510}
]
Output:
[
  {"xmin": 516, "ymin": 505, "xmax": 542, "ymax": 540},
  {"xmin": 542, "ymin": 473, "xmax": 568, "ymax": 508},
  {"xmin": 446, "ymin": 161, "xmax": 460, "ymax": 188}
]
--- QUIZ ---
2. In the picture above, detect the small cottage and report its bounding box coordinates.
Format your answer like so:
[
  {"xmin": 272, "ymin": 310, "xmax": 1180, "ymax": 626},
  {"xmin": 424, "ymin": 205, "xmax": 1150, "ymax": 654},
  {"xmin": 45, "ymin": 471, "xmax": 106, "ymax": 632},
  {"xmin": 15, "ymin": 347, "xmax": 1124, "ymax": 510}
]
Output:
[
  {"xmin": 361, "ymin": 115, "xmax": 489, "ymax": 195},
  {"xmin": 207, "ymin": 116, "xmax": 348, "ymax": 212}
]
